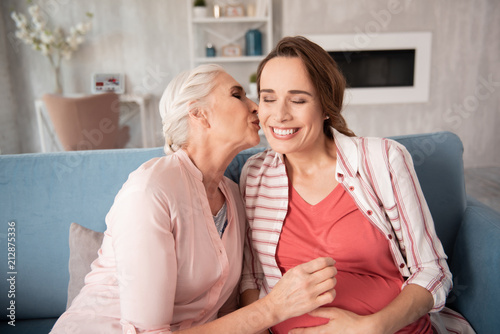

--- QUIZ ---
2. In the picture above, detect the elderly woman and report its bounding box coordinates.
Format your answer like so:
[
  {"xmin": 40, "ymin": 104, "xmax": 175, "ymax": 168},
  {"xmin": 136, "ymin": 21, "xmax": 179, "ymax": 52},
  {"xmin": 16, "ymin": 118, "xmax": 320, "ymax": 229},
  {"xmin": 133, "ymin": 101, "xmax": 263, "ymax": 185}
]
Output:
[
  {"xmin": 240, "ymin": 37, "xmax": 473, "ymax": 334},
  {"xmin": 50, "ymin": 64, "xmax": 336, "ymax": 334}
]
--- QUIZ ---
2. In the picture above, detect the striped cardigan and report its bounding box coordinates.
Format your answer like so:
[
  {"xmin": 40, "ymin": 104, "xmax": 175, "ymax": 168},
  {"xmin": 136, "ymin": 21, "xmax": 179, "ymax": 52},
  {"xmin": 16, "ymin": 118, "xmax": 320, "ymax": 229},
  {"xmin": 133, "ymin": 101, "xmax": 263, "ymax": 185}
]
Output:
[{"xmin": 239, "ymin": 129, "xmax": 452, "ymax": 311}]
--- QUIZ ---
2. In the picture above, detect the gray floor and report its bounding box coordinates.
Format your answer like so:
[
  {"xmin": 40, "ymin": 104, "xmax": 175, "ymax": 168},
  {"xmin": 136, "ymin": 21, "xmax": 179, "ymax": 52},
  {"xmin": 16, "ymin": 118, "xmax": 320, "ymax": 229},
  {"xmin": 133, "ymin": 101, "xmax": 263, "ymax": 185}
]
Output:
[{"xmin": 464, "ymin": 167, "xmax": 500, "ymax": 213}]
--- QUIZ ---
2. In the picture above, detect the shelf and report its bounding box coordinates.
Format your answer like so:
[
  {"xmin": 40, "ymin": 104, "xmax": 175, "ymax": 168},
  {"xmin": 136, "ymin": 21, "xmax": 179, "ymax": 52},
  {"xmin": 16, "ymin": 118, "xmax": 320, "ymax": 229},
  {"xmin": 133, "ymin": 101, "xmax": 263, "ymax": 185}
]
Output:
[
  {"xmin": 193, "ymin": 17, "xmax": 269, "ymax": 24},
  {"xmin": 195, "ymin": 56, "xmax": 265, "ymax": 63},
  {"xmin": 187, "ymin": 0, "xmax": 272, "ymax": 90}
]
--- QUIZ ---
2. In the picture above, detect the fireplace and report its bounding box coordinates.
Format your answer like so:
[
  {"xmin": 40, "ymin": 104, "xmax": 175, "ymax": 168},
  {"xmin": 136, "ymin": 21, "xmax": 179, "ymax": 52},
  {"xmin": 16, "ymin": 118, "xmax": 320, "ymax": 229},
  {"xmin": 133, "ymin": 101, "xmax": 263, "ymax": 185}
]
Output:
[{"xmin": 304, "ymin": 32, "xmax": 432, "ymax": 105}]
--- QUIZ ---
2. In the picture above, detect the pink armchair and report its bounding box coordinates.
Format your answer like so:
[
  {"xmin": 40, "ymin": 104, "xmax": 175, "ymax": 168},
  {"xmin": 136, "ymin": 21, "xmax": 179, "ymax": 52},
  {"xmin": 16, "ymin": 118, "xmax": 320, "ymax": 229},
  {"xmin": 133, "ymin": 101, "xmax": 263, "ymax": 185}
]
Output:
[{"xmin": 42, "ymin": 93, "xmax": 130, "ymax": 151}]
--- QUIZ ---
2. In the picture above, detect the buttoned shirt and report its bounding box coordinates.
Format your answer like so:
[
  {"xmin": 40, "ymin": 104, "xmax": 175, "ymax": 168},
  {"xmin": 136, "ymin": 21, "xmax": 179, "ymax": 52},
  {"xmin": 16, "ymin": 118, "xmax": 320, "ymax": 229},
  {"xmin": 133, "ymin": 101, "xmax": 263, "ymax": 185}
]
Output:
[
  {"xmin": 52, "ymin": 149, "xmax": 246, "ymax": 334},
  {"xmin": 240, "ymin": 129, "xmax": 452, "ymax": 311}
]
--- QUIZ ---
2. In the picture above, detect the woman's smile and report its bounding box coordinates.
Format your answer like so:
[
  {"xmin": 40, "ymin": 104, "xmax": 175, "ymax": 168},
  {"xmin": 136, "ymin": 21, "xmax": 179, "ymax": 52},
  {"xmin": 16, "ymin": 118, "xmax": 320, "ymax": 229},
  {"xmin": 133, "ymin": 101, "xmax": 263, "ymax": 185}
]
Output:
[{"xmin": 271, "ymin": 126, "xmax": 300, "ymax": 138}]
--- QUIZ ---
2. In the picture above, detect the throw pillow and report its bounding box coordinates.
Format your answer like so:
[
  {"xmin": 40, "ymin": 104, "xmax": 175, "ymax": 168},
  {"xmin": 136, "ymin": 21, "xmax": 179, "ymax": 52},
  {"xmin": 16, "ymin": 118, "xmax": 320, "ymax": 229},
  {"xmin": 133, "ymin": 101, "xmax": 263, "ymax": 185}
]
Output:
[{"xmin": 66, "ymin": 222, "xmax": 104, "ymax": 309}]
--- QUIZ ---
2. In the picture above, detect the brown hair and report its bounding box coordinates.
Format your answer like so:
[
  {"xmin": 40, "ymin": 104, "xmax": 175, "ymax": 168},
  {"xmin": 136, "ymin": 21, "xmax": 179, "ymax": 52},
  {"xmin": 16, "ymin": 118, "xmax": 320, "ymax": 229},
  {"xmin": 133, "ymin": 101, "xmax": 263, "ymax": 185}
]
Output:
[{"xmin": 257, "ymin": 36, "xmax": 355, "ymax": 138}]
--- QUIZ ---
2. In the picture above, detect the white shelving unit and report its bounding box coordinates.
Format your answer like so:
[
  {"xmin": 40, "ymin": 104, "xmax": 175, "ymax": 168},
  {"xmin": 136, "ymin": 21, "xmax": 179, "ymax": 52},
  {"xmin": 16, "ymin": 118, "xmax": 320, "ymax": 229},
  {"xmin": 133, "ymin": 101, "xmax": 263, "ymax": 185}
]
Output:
[{"xmin": 186, "ymin": 0, "xmax": 273, "ymax": 100}]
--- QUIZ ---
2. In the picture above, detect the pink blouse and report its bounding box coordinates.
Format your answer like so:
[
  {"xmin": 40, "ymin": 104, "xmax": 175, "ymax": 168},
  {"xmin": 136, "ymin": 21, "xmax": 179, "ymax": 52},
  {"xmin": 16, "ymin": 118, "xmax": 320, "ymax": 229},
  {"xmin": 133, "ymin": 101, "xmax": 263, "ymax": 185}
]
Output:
[{"xmin": 51, "ymin": 149, "xmax": 246, "ymax": 334}]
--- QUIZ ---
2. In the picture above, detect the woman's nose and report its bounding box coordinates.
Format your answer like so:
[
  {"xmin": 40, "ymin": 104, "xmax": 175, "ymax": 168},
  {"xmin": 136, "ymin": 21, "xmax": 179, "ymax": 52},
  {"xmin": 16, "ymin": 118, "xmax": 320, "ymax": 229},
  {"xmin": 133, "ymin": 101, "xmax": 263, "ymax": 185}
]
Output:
[
  {"xmin": 274, "ymin": 103, "xmax": 290, "ymax": 122},
  {"xmin": 247, "ymin": 98, "xmax": 258, "ymax": 114}
]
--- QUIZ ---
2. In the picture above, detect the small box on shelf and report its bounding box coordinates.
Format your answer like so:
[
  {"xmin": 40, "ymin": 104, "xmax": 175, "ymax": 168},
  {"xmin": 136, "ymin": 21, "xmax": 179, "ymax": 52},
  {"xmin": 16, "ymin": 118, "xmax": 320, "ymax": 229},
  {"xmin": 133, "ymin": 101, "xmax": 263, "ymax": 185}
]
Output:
[
  {"xmin": 221, "ymin": 44, "xmax": 242, "ymax": 57},
  {"xmin": 224, "ymin": 4, "xmax": 245, "ymax": 17}
]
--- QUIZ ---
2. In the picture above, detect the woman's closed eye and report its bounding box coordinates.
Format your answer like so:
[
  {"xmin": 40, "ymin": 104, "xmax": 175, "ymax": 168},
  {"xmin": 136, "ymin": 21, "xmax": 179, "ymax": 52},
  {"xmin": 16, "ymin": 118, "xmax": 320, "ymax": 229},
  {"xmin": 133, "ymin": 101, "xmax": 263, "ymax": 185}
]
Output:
[
  {"xmin": 261, "ymin": 95, "xmax": 275, "ymax": 103},
  {"xmin": 231, "ymin": 86, "xmax": 244, "ymax": 100}
]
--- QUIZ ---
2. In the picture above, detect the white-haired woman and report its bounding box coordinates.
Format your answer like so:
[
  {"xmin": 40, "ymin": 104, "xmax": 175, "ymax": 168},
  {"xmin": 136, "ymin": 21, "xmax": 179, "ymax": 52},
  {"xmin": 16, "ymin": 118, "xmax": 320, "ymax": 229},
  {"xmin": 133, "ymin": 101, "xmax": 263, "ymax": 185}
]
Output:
[{"xmin": 51, "ymin": 64, "xmax": 337, "ymax": 334}]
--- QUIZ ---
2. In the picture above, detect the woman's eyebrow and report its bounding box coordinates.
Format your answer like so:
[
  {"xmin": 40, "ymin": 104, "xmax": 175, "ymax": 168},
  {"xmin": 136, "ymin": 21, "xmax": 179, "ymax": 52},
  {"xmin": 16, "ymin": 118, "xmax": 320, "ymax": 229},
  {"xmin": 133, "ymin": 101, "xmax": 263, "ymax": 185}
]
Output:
[
  {"xmin": 288, "ymin": 90, "xmax": 313, "ymax": 96},
  {"xmin": 260, "ymin": 88, "xmax": 312, "ymax": 97},
  {"xmin": 231, "ymin": 85, "xmax": 244, "ymax": 92},
  {"xmin": 260, "ymin": 88, "xmax": 274, "ymax": 94}
]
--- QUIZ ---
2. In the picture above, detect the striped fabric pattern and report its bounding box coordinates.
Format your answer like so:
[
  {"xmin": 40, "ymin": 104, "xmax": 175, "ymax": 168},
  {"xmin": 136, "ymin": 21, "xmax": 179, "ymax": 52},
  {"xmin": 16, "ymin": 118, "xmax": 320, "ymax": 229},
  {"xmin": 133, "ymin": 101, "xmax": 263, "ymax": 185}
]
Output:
[{"xmin": 239, "ymin": 129, "xmax": 453, "ymax": 311}]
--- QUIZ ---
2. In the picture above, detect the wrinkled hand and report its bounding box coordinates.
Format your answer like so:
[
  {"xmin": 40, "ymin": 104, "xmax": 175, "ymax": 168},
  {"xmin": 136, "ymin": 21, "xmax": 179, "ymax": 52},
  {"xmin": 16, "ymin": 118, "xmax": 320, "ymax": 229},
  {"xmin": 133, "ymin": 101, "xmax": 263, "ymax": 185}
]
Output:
[
  {"xmin": 289, "ymin": 307, "xmax": 375, "ymax": 334},
  {"xmin": 267, "ymin": 257, "xmax": 337, "ymax": 322}
]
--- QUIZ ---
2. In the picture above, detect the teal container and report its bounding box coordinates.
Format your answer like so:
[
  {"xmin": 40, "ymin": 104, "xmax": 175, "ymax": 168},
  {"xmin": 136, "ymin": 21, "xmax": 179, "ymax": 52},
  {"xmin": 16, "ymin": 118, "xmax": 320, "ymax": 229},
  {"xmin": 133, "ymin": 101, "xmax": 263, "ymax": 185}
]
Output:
[{"xmin": 245, "ymin": 29, "xmax": 262, "ymax": 56}]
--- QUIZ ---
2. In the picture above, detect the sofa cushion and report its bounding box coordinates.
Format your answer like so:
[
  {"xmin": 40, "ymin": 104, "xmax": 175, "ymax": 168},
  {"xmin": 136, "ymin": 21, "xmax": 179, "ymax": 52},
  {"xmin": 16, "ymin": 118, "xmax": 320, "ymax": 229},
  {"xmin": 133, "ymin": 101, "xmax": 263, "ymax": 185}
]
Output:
[
  {"xmin": 67, "ymin": 223, "xmax": 104, "ymax": 309},
  {"xmin": 448, "ymin": 198, "xmax": 500, "ymax": 333},
  {"xmin": 391, "ymin": 132, "xmax": 467, "ymax": 261}
]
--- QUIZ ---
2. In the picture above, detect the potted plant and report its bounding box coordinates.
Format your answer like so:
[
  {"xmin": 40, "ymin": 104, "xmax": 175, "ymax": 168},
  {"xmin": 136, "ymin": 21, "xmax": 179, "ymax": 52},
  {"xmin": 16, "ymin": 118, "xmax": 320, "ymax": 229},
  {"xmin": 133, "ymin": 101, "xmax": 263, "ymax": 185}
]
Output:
[
  {"xmin": 11, "ymin": 4, "xmax": 93, "ymax": 94},
  {"xmin": 193, "ymin": 0, "xmax": 207, "ymax": 18},
  {"xmin": 249, "ymin": 72, "xmax": 257, "ymax": 97}
]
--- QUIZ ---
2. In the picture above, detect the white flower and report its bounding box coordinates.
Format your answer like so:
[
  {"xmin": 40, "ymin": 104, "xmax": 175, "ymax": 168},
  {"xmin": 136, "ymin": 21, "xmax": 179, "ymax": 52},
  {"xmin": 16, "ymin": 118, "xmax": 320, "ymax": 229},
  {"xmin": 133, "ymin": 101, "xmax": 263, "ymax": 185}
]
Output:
[
  {"xmin": 15, "ymin": 30, "xmax": 29, "ymax": 41},
  {"xmin": 66, "ymin": 35, "xmax": 78, "ymax": 50},
  {"xmin": 40, "ymin": 43, "xmax": 50, "ymax": 56},
  {"xmin": 76, "ymin": 23, "xmax": 85, "ymax": 33},
  {"xmin": 28, "ymin": 5, "xmax": 39, "ymax": 17},
  {"xmin": 11, "ymin": 12, "xmax": 20, "ymax": 25},
  {"xmin": 12, "ymin": 12, "xmax": 28, "ymax": 29},
  {"xmin": 32, "ymin": 17, "xmax": 45, "ymax": 31},
  {"xmin": 40, "ymin": 31, "xmax": 54, "ymax": 45},
  {"xmin": 11, "ymin": 6, "xmax": 92, "ymax": 68}
]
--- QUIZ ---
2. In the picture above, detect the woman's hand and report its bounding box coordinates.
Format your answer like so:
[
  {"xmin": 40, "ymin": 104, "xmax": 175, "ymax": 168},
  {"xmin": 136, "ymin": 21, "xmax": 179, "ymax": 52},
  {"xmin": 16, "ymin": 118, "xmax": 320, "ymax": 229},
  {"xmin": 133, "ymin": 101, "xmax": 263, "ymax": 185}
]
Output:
[
  {"xmin": 288, "ymin": 308, "xmax": 376, "ymax": 334},
  {"xmin": 265, "ymin": 257, "xmax": 337, "ymax": 323},
  {"xmin": 289, "ymin": 284, "xmax": 434, "ymax": 334}
]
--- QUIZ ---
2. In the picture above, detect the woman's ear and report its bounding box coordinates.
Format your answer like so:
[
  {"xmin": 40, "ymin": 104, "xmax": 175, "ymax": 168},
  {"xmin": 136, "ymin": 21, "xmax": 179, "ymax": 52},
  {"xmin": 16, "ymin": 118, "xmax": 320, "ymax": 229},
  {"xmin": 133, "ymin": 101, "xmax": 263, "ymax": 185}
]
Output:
[{"xmin": 189, "ymin": 106, "xmax": 211, "ymax": 128}]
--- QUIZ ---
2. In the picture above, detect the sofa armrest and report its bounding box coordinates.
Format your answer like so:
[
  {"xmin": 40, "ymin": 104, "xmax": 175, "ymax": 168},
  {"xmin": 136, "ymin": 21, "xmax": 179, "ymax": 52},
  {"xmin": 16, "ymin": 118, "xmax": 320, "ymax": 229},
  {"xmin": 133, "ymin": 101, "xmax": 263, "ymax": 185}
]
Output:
[{"xmin": 448, "ymin": 197, "xmax": 500, "ymax": 333}]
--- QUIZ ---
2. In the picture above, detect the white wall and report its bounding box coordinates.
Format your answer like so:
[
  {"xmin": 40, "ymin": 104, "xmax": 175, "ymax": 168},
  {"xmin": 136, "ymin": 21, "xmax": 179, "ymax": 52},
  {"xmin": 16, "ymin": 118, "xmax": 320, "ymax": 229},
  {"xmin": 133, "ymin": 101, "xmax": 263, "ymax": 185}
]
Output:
[
  {"xmin": 283, "ymin": 0, "xmax": 500, "ymax": 168},
  {"xmin": 1, "ymin": 0, "xmax": 499, "ymax": 168},
  {"xmin": 0, "ymin": 11, "xmax": 21, "ymax": 154}
]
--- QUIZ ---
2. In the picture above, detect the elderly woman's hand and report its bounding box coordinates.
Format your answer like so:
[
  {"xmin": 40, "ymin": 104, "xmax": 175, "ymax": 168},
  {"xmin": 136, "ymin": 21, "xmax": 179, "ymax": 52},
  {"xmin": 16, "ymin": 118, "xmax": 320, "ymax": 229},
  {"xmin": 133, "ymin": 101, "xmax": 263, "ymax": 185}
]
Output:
[{"xmin": 265, "ymin": 257, "xmax": 337, "ymax": 323}]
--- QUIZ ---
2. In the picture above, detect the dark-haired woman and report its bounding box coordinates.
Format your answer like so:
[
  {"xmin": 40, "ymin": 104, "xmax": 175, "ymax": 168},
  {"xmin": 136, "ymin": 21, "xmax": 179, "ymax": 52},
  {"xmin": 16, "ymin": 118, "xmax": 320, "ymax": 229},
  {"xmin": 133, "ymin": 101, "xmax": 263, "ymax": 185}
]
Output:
[{"xmin": 240, "ymin": 36, "xmax": 472, "ymax": 334}]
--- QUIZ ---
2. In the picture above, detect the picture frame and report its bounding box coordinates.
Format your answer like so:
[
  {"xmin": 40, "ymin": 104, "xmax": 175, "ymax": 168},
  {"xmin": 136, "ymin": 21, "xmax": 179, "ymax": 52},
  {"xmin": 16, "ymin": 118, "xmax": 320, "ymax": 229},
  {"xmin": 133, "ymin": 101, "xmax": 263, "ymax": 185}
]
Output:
[
  {"xmin": 91, "ymin": 73, "xmax": 125, "ymax": 94},
  {"xmin": 221, "ymin": 44, "xmax": 242, "ymax": 57},
  {"xmin": 225, "ymin": 4, "xmax": 245, "ymax": 17}
]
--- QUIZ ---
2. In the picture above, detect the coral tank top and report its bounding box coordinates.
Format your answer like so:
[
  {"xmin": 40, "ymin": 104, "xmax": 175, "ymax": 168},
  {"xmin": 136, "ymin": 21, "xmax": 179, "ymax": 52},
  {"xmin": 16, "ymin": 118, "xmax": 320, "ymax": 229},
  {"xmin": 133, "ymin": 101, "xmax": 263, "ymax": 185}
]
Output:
[{"xmin": 272, "ymin": 184, "xmax": 431, "ymax": 333}]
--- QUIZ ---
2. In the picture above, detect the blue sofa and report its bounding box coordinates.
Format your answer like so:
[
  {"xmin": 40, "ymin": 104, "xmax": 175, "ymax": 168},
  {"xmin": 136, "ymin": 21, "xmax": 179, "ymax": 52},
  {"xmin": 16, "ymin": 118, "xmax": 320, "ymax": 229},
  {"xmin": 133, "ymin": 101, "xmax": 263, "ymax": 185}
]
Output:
[{"xmin": 1, "ymin": 132, "xmax": 499, "ymax": 333}]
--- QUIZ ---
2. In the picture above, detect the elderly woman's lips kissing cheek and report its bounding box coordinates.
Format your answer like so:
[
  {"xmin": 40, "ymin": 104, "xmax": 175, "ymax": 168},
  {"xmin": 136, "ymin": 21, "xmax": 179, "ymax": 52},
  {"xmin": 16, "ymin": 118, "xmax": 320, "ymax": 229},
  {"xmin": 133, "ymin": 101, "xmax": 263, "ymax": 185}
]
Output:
[{"xmin": 252, "ymin": 118, "xmax": 261, "ymax": 130}]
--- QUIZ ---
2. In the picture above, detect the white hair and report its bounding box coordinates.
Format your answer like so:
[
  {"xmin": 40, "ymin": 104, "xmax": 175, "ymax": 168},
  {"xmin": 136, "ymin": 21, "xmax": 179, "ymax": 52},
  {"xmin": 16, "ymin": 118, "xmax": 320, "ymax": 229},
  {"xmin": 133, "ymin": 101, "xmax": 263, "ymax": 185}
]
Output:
[{"xmin": 159, "ymin": 64, "xmax": 225, "ymax": 154}]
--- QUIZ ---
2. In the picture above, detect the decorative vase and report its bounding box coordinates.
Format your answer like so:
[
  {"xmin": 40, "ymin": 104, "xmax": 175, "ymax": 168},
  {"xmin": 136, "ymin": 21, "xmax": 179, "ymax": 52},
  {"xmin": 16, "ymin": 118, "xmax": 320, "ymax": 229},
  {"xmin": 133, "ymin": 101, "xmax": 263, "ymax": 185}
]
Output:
[
  {"xmin": 245, "ymin": 29, "xmax": 262, "ymax": 56},
  {"xmin": 193, "ymin": 6, "xmax": 207, "ymax": 18},
  {"xmin": 48, "ymin": 57, "xmax": 63, "ymax": 94},
  {"xmin": 52, "ymin": 64, "xmax": 63, "ymax": 94}
]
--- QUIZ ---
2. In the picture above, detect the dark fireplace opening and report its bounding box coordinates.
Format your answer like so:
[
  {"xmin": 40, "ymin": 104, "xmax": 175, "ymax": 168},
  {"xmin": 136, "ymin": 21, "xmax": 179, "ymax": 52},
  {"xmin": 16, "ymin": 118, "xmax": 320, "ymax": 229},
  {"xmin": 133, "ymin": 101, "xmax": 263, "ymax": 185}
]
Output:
[{"xmin": 329, "ymin": 49, "xmax": 415, "ymax": 88}]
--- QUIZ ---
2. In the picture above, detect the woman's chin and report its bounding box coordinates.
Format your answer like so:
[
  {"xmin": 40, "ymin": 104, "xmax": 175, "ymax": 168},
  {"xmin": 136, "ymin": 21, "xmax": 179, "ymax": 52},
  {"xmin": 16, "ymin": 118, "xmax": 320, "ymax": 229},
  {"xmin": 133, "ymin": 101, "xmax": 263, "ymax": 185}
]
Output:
[{"xmin": 264, "ymin": 137, "xmax": 294, "ymax": 154}]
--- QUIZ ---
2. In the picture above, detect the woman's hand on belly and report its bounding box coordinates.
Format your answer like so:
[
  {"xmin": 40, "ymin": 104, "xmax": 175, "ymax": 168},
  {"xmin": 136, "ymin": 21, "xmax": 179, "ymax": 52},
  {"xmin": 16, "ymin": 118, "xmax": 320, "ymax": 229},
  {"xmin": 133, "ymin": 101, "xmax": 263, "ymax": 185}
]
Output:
[
  {"xmin": 288, "ymin": 284, "xmax": 434, "ymax": 334},
  {"xmin": 288, "ymin": 307, "xmax": 376, "ymax": 334},
  {"xmin": 266, "ymin": 257, "xmax": 337, "ymax": 323}
]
